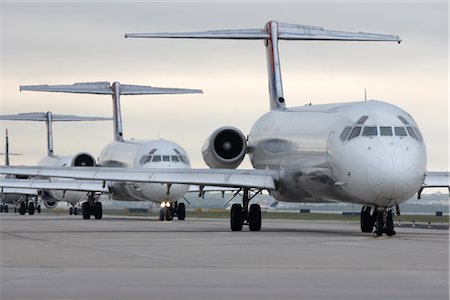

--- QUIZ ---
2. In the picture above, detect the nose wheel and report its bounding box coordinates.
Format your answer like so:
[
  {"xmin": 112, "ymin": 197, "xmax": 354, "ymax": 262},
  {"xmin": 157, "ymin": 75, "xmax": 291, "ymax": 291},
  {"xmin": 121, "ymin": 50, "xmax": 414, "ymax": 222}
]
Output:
[
  {"xmin": 159, "ymin": 202, "xmax": 186, "ymax": 221},
  {"xmin": 374, "ymin": 208, "xmax": 396, "ymax": 237}
]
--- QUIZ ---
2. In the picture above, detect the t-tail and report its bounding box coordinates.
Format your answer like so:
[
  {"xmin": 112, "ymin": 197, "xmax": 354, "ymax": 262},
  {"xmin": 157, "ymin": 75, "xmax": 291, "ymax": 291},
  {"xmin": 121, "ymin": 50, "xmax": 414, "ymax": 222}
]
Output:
[
  {"xmin": 0, "ymin": 112, "xmax": 111, "ymax": 157},
  {"xmin": 125, "ymin": 20, "xmax": 401, "ymax": 110},
  {"xmin": 20, "ymin": 82, "xmax": 203, "ymax": 142}
]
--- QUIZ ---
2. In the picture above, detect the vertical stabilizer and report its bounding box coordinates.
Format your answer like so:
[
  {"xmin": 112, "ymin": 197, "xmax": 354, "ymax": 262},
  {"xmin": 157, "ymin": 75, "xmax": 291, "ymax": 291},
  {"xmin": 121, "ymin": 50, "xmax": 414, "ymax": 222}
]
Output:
[
  {"xmin": 264, "ymin": 21, "xmax": 285, "ymax": 110},
  {"xmin": 5, "ymin": 129, "xmax": 10, "ymax": 166}
]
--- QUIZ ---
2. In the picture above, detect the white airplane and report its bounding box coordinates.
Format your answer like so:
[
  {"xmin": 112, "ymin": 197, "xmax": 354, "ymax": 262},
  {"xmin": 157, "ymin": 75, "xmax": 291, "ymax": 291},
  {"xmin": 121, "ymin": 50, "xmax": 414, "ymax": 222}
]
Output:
[
  {"xmin": 1, "ymin": 22, "xmax": 448, "ymax": 236},
  {"xmin": 0, "ymin": 112, "xmax": 112, "ymax": 215},
  {"xmin": 0, "ymin": 129, "xmax": 37, "ymax": 213},
  {"xmin": 7, "ymin": 82, "xmax": 203, "ymax": 221}
]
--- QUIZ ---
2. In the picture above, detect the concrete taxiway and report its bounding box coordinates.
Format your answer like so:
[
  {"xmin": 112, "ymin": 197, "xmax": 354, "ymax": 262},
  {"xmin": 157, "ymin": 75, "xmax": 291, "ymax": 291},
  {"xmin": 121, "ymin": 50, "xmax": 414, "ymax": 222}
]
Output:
[{"xmin": 1, "ymin": 214, "xmax": 449, "ymax": 300}]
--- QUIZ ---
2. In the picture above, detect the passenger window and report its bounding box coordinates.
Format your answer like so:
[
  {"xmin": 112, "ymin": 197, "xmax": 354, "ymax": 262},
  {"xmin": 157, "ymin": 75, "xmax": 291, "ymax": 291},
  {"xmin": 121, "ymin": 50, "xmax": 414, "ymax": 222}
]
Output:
[
  {"xmin": 362, "ymin": 127, "xmax": 378, "ymax": 136},
  {"xmin": 163, "ymin": 155, "xmax": 170, "ymax": 162},
  {"xmin": 394, "ymin": 127, "xmax": 407, "ymax": 136},
  {"xmin": 348, "ymin": 127, "xmax": 362, "ymax": 140},
  {"xmin": 171, "ymin": 155, "xmax": 179, "ymax": 162},
  {"xmin": 152, "ymin": 155, "xmax": 161, "ymax": 162},
  {"xmin": 380, "ymin": 127, "xmax": 393, "ymax": 136},
  {"xmin": 340, "ymin": 127, "xmax": 352, "ymax": 141}
]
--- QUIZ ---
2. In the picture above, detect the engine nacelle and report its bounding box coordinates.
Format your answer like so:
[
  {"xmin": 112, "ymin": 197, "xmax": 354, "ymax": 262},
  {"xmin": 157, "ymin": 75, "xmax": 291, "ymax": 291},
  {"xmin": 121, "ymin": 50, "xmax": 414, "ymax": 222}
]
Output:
[
  {"xmin": 43, "ymin": 200, "xmax": 58, "ymax": 209},
  {"xmin": 71, "ymin": 152, "xmax": 96, "ymax": 167},
  {"xmin": 202, "ymin": 126, "xmax": 247, "ymax": 169}
]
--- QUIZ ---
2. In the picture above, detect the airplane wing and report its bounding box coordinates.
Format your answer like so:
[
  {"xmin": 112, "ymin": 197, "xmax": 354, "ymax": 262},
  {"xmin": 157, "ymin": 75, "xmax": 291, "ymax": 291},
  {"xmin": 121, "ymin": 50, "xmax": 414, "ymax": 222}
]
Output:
[
  {"xmin": 0, "ymin": 178, "xmax": 109, "ymax": 193},
  {"xmin": 0, "ymin": 166, "xmax": 278, "ymax": 190},
  {"xmin": 1, "ymin": 187, "xmax": 38, "ymax": 195},
  {"xmin": 417, "ymin": 172, "xmax": 450, "ymax": 199}
]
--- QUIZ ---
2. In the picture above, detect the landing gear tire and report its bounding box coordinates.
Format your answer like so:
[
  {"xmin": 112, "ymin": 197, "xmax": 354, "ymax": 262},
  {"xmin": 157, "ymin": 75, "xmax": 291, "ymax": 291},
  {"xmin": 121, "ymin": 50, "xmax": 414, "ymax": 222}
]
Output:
[
  {"xmin": 159, "ymin": 210, "xmax": 165, "ymax": 221},
  {"xmin": 248, "ymin": 204, "xmax": 261, "ymax": 231},
  {"xmin": 4, "ymin": 205, "xmax": 8, "ymax": 213},
  {"xmin": 375, "ymin": 211, "xmax": 383, "ymax": 237},
  {"xmin": 166, "ymin": 209, "xmax": 173, "ymax": 221},
  {"xmin": 73, "ymin": 207, "xmax": 78, "ymax": 215},
  {"xmin": 82, "ymin": 202, "xmax": 90, "ymax": 220},
  {"xmin": 28, "ymin": 202, "xmax": 35, "ymax": 215},
  {"xmin": 230, "ymin": 203, "xmax": 243, "ymax": 231},
  {"xmin": 36, "ymin": 205, "xmax": 41, "ymax": 214},
  {"xmin": 14, "ymin": 207, "xmax": 17, "ymax": 213},
  {"xmin": 69, "ymin": 207, "xmax": 73, "ymax": 215},
  {"xmin": 177, "ymin": 203, "xmax": 186, "ymax": 221},
  {"xmin": 19, "ymin": 202, "xmax": 26, "ymax": 215},
  {"xmin": 360, "ymin": 206, "xmax": 375, "ymax": 233},
  {"xmin": 94, "ymin": 202, "xmax": 102, "ymax": 220},
  {"xmin": 0, "ymin": 205, "xmax": 3, "ymax": 213},
  {"xmin": 386, "ymin": 212, "xmax": 395, "ymax": 236}
]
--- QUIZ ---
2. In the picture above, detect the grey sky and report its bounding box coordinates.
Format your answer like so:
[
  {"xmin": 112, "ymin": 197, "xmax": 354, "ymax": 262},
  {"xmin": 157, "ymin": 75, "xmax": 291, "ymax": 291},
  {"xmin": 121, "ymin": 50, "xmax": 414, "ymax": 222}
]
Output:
[{"xmin": 0, "ymin": 2, "xmax": 448, "ymax": 171}]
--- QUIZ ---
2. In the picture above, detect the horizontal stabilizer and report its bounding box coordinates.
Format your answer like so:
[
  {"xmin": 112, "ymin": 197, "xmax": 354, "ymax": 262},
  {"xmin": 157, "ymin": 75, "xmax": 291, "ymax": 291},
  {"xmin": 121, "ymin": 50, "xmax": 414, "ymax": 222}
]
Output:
[
  {"xmin": 125, "ymin": 22, "xmax": 401, "ymax": 43},
  {"xmin": 0, "ymin": 112, "xmax": 111, "ymax": 122},
  {"xmin": 20, "ymin": 82, "xmax": 203, "ymax": 95}
]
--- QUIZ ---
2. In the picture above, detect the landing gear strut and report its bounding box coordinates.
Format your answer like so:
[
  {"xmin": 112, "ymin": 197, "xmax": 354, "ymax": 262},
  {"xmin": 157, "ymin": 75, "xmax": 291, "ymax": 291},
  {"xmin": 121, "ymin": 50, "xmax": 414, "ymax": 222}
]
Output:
[
  {"xmin": 230, "ymin": 188, "xmax": 261, "ymax": 232},
  {"xmin": 81, "ymin": 193, "xmax": 102, "ymax": 220}
]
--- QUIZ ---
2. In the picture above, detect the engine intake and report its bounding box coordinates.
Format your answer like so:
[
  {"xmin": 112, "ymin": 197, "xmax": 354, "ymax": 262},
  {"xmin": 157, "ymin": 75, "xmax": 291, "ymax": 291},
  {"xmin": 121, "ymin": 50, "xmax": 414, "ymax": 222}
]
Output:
[
  {"xmin": 71, "ymin": 152, "xmax": 96, "ymax": 167},
  {"xmin": 202, "ymin": 126, "xmax": 247, "ymax": 169}
]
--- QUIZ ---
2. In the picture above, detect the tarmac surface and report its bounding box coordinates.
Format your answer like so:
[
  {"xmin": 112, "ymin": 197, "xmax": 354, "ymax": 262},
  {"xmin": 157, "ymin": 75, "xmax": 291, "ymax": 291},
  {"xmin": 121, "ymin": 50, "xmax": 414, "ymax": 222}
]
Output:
[{"xmin": 1, "ymin": 214, "xmax": 449, "ymax": 300}]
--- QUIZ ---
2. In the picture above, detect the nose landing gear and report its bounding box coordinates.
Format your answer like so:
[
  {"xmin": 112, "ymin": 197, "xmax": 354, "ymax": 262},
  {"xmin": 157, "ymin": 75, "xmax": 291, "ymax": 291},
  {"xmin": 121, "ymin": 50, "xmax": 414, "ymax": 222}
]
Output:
[
  {"xmin": 361, "ymin": 205, "xmax": 397, "ymax": 237},
  {"xmin": 159, "ymin": 201, "xmax": 186, "ymax": 221}
]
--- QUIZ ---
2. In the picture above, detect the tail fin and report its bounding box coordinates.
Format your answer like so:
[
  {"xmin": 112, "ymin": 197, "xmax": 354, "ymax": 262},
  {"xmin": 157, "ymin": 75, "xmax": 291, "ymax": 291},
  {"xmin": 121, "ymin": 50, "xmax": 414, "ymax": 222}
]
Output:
[
  {"xmin": 126, "ymin": 20, "xmax": 401, "ymax": 110},
  {"xmin": 20, "ymin": 82, "xmax": 203, "ymax": 142},
  {"xmin": 0, "ymin": 112, "xmax": 111, "ymax": 156},
  {"xmin": 5, "ymin": 129, "xmax": 10, "ymax": 166}
]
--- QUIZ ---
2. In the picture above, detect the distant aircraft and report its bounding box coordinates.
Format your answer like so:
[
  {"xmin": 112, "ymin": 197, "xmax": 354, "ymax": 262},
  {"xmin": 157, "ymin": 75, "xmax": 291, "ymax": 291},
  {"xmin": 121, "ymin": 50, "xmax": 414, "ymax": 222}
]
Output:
[
  {"xmin": 0, "ymin": 129, "xmax": 37, "ymax": 213},
  {"xmin": 1, "ymin": 22, "xmax": 448, "ymax": 236},
  {"xmin": 2, "ymin": 82, "xmax": 203, "ymax": 221},
  {"xmin": 0, "ymin": 112, "xmax": 111, "ymax": 215}
]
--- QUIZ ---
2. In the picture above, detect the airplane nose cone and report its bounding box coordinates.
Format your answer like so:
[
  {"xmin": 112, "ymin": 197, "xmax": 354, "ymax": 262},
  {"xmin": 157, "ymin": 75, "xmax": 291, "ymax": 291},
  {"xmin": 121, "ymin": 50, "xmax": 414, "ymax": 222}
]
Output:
[{"xmin": 368, "ymin": 154, "xmax": 423, "ymax": 205}]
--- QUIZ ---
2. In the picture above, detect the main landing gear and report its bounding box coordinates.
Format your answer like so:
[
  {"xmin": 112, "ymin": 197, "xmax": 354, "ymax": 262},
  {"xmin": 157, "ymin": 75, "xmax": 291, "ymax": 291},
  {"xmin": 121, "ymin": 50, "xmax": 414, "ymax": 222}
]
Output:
[
  {"xmin": 360, "ymin": 205, "xmax": 398, "ymax": 237},
  {"xmin": 230, "ymin": 188, "xmax": 261, "ymax": 232},
  {"xmin": 17, "ymin": 196, "xmax": 41, "ymax": 215},
  {"xmin": 159, "ymin": 201, "xmax": 186, "ymax": 221},
  {"xmin": 0, "ymin": 204, "xmax": 9, "ymax": 213},
  {"xmin": 81, "ymin": 193, "xmax": 102, "ymax": 220}
]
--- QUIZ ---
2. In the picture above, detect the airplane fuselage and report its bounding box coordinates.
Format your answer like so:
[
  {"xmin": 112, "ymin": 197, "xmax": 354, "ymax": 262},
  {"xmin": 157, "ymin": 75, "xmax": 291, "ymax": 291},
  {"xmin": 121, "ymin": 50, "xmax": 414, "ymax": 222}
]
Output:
[
  {"xmin": 98, "ymin": 139, "xmax": 190, "ymax": 203},
  {"xmin": 248, "ymin": 100, "xmax": 426, "ymax": 208}
]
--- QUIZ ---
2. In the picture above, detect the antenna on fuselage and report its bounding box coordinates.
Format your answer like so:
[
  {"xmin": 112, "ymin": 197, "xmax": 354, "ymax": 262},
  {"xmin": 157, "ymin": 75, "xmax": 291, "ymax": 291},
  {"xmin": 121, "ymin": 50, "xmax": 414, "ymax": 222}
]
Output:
[
  {"xmin": 0, "ymin": 112, "xmax": 111, "ymax": 157},
  {"xmin": 125, "ymin": 21, "xmax": 401, "ymax": 111},
  {"xmin": 20, "ymin": 82, "xmax": 203, "ymax": 142}
]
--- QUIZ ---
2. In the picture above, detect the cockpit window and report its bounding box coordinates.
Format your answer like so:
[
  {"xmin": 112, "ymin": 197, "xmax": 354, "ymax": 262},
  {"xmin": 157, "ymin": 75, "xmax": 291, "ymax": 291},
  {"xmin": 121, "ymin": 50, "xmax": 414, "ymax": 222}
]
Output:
[
  {"xmin": 163, "ymin": 155, "xmax": 170, "ymax": 162},
  {"xmin": 348, "ymin": 127, "xmax": 362, "ymax": 140},
  {"xmin": 171, "ymin": 155, "xmax": 179, "ymax": 162},
  {"xmin": 144, "ymin": 156, "xmax": 152, "ymax": 164},
  {"xmin": 149, "ymin": 149, "xmax": 157, "ymax": 155},
  {"xmin": 380, "ymin": 127, "xmax": 393, "ymax": 136},
  {"xmin": 356, "ymin": 116, "xmax": 369, "ymax": 124},
  {"xmin": 340, "ymin": 127, "xmax": 352, "ymax": 141},
  {"xmin": 394, "ymin": 127, "xmax": 407, "ymax": 136},
  {"xmin": 362, "ymin": 127, "xmax": 378, "ymax": 136},
  {"xmin": 152, "ymin": 155, "xmax": 161, "ymax": 162},
  {"xmin": 413, "ymin": 127, "xmax": 423, "ymax": 141},
  {"xmin": 398, "ymin": 116, "xmax": 410, "ymax": 125},
  {"xmin": 406, "ymin": 127, "xmax": 420, "ymax": 141}
]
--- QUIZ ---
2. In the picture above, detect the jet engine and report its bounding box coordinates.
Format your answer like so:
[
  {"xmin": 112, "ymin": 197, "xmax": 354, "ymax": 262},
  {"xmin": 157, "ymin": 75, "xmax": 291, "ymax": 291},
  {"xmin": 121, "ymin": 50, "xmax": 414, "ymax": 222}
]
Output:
[
  {"xmin": 43, "ymin": 200, "xmax": 58, "ymax": 209},
  {"xmin": 202, "ymin": 126, "xmax": 247, "ymax": 169},
  {"xmin": 71, "ymin": 152, "xmax": 96, "ymax": 167}
]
